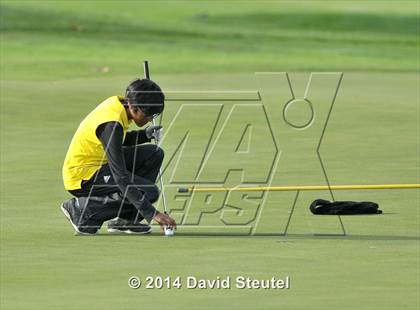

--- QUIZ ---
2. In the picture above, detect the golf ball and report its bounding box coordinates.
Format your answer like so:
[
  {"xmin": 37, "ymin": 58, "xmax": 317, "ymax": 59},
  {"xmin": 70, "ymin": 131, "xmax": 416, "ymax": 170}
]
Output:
[{"xmin": 164, "ymin": 226, "xmax": 174, "ymax": 236}]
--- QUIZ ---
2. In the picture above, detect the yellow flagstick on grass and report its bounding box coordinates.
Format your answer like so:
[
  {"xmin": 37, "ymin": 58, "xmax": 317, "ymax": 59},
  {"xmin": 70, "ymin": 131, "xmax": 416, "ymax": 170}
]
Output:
[{"xmin": 178, "ymin": 184, "xmax": 420, "ymax": 193}]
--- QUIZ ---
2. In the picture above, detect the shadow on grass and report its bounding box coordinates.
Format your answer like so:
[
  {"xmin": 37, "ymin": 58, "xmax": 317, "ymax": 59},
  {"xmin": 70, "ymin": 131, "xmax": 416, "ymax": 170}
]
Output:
[
  {"xmin": 89, "ymin": 232, "xmax": 420, "ymax": 241},
  {"xmin": 2, "ymin": 4, "xmax": 417, "ymax": 43},
  {"xmin": 204, "ymin": 11, "xmax": 419, "ymax": 36}
]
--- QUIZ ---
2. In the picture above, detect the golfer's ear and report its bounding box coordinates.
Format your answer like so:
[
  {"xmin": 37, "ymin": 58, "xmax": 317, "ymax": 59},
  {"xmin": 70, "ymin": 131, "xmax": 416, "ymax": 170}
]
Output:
[{"xmin": 128, "ymin": 102, "xmax": 139, "ymax": 115}]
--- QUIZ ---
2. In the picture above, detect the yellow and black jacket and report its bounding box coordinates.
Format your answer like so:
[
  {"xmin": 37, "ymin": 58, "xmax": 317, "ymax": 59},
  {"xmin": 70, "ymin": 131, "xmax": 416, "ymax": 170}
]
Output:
[{"xmin": 62, "ymin": 96, "xmax": 156, "ymax": 222}]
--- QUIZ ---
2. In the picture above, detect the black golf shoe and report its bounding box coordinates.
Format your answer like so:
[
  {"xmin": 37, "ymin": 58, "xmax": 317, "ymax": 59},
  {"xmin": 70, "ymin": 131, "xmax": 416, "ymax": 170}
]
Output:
[
  {"xmin": 107, "ymin": 218, "xmax": 152, "ymax": 235},
  {"xmin": 60, "ymin": 198, "xmax": 100, "ymax": 235}
]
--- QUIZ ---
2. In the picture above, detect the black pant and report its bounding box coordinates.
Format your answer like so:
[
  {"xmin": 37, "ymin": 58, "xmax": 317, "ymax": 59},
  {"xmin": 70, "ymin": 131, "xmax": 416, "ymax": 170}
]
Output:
[{"xmin": 68, "ymin": 144, "xmax": 163, "ymax": 224}]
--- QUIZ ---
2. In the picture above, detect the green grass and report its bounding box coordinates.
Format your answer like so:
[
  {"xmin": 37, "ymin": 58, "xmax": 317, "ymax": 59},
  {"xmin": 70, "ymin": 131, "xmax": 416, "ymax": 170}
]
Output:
[
  {"xmin": 1, "ymin": 1, "xmax": 419, "ymax": 310},
  {"xmin": 1, "ymin": 1, "xmax": 419, "ymax": 79}
]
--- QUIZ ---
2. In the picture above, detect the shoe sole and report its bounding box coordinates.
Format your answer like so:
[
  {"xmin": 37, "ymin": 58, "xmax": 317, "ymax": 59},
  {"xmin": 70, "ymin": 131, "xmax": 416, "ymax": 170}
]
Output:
[
  {"xmin": 60, "ymin": 203, "xmax": 96, "ymax": 236},
  {"xmin": 107, "ymin": 227, "xmax": 152, "ymax": 235}
]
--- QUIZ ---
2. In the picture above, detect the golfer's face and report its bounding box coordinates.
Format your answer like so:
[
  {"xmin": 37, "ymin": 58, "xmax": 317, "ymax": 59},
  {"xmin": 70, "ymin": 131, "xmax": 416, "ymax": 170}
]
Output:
[
  {"xmin": 134, "ymin": 110, "xmax": 151, "ymax": 127},
  {"xmin": 128, "ymin": 104, "xmax": 150, "ymax": 127}
]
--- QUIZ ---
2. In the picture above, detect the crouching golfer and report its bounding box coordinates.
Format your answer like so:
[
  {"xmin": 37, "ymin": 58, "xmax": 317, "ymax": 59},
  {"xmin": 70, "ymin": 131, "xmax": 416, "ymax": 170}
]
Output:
[{"xmin": 61, "ymin": 78, "xmax": 176, "ymax": 235}]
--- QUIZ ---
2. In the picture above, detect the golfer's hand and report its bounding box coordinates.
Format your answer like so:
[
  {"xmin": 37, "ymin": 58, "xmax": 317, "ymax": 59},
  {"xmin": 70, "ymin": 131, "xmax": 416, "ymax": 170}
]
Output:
[
  {"xmin": 153, "ymin": 211, "xmax": 177, "ymax": 229},
  {"xmin": 145, "ymin": 125, "xmax": 162, "ymax": 141}
]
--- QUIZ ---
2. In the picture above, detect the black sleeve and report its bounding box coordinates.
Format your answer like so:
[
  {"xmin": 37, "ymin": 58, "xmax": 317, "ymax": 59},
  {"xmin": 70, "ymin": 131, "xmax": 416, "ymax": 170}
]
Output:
[
  {"xmin": 123, "ymin": 130, "xmax": 151, "ymax": 146},
  {"xmin": 96, "ymin": 122, "xmax": 156, "ymax": 223}
]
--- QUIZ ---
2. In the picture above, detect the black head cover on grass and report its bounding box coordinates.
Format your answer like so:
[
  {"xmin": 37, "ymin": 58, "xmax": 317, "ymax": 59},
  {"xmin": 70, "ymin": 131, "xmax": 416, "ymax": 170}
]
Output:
[{"xmin": 310, "ymin": 199, "xmax": 382, "ymax": 215}]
